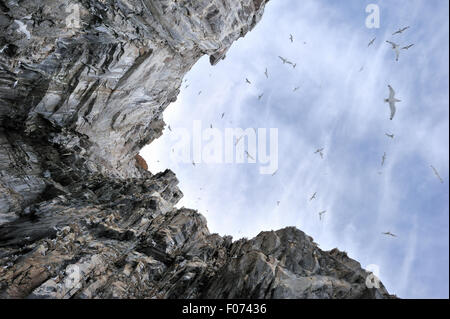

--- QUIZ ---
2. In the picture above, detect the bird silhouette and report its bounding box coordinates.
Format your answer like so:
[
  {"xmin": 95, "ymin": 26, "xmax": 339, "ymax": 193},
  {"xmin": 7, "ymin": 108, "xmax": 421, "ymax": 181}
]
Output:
[
  {"xmin": 382, "ymin": 231, "xmax": 397, "ymax": 237},
  {"xmin": 368, "ymin": 37, "xmax": 376, "ymax": 47},
  {"xmin": 314, "ymin": 148, "xmax": 324, "ymax": 159},
  {"xmin": 245, "ymin": 151, "xmax": 255, "ymax": 161},
  {"xmin": 381, "ymin": 152, "xmax": 386, "ymax": 166},
  {"xmin": 289, "ymin": 34, "xmax": 294, "ymax": 43},
  {"xmin": 265, "ymin": 68, "xmax": 269, "ymax": 79},
  {"xmin": 319, "ymin": 210, "xmax": 326, "ymax": 220},
  {"xmin": 258, "ymin": 93, "xmax": 264, "ymax": 100},
  {"xmin": 246, "ymin": 78, "xmax": 251, "ymax": 84},
  {"xmin": 392, "ymin": 26, "xmax": 410, "ymax": 35},
  {"xmin": 310, "ymin": 192, "xmax": 317, "ymax": 201},
  {"xmin": 385, "ymin": 133, "xmax": 394, "ymax": 139}
]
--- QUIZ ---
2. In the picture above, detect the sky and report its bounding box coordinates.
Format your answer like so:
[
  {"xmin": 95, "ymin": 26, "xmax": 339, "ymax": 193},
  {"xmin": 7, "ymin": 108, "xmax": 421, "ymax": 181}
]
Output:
[{"xmin": 141, "ymin": 0, "xmax": 449, "ymax": 298}]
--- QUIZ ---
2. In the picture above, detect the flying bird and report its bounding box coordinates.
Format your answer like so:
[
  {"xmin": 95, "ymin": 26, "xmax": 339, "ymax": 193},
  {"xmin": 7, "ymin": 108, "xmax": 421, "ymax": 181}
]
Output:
[
  {"xmin": 381, "ymin": 152, "xmax": 386, "ymax": 166},
  {"xmin": 168, "ymin": 125, "xmax": 172, "ymax": 131},
  {"xmin": 245, "ymin": 78, "xmax": 251, "ymax": 84},
  {"xmin": 198, "ymin": 91, "xmax": 202, "ymax": 95},
  {"xmin": 385, "ymin": 133, "xmax": 395, "ymax": 139},
  {"xmin": 289, "ymin": 34, "xmax": 294, "ymax": 43},
  {"xmin": 314, "ymin": 148, "xmax": 324, "ymax": 159},
  {"xmin": 319, "ymin": 210, "xmax": 326, "ymax": 220},
  {"xmin": 185, "ymin": 84, "xmax": 190, "ymax": 89},
  {"xmin": 385, "ymin": 85, "xmax": 401, "ymax": 120},
  {"xmin": 310, "ymin": 192, "xmax": 317, "ymax": 201},
  {"xmin": 401, "ymin": 44, "xmax": 414, "ymax": 50},
  {"xmin": 368, "ymin": 37, "xmax": 376, "ymax": 47},
  {"xmin": 430, "ymin": 165, "xmax": 444, "ymax": 184},
  {"xmin": 386, "ymin": 41, "xmax": 401, "ymax": 61},
  {"xmin": 192, "ymin": 161, "xmax": 196, "ymax": 167},
  {"xmin": 293, "ymin": 86, "xmax": 300, "ymax": 92},
  {"xmin": 258, "ymin": 93, "xmax": 264, "ymax": 100},
  {"xmin": 392, "ymin": 26, "xmax": 410, "ymax": 35},
  {"xmin": 264, "ymin": 68, "xmax": 269, "ymax": 79},
  {"xmin": 221, "ymin": 112, "xmax": 225, "ymax": 119},
  {"xmin": 382, "ymin": 231, "xmax": 397, "ymax": 237},
  {"xmin": 245, "ymin": 151, "xmax": 255, "ymax": 161}
]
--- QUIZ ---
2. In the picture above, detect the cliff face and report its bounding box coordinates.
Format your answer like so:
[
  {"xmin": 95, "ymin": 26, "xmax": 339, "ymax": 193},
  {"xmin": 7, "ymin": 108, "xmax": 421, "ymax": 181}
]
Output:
[{"xmin": 0, "ymin": 0, "xmax": 394, "ymax": 298}]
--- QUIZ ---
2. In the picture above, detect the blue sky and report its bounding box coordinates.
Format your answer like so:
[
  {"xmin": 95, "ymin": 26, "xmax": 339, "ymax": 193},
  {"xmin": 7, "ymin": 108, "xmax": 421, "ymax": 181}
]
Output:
[{"xmin": 142, "ymin": 0, "xmax": 449, "ymax": 298}]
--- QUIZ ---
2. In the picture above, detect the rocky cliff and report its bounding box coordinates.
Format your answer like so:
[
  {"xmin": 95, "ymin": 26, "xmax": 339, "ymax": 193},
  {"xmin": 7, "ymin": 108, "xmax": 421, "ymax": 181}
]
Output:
[{"xmin": 0, "ymin": 0, "xmax": 395, "ymax": 298}]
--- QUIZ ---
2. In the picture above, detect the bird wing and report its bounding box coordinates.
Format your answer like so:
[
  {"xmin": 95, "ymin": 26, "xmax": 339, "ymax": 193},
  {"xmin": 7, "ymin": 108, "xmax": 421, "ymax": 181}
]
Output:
[
  {"xmin": 389, "ymin": 100, "xmax": 396, "ymax": 120},
  {"xmin": 386, "ymin": 41, "xmax": 396, "ymax": 48},
  {"xmin": 388, "ymin": 85, "xmax": 395, "ymax": 99}
]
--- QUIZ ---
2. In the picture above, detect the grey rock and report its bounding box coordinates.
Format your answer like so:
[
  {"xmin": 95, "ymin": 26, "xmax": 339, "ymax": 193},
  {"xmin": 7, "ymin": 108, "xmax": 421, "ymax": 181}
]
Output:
[{"xmin": 0, "ymin": 0, "xmax": 396, "ymax": 299}]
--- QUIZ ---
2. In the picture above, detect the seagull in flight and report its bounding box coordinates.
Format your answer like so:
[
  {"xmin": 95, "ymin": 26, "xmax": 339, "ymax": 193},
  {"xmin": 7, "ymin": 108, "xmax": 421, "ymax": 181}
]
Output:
[
  {"xmin": 402, "ymin": 44, "xmax": 414, "ymax": 50},
  {"xmin": 385, "ymin": 133, "xmax": 394, "ymax": 139},
  {"xmin": 381, "ymin": 152, "xmax": 386, "ymax": 166},
  {"xmin": 289, "ymin": 34, "xmax": 294, "ymax": 43},
  {"xmin": 430, "ymin": 165, "xmax": 444, "ymax": 183},
  {"xmin": 221, "ymin": 112, "xmax": 225, "ymax": 119},
  {"xmin": 168, "ymin": 125, "xmax": 172, "ymax": 132},
  {"xmin": 392, "ymin": 26, "xmax": 410, "ymax": 35},
  {"xmin": 319, "ymin": 210, "xmax": 326, "ymax": 220},
  {"xmin": 385, "ymin": 85, "xmax": 401, "ymax": 120},
  {"xmin": 368, "ymin": 37, "xmax": 376, "ymax": 47},
  {"xmin": 293, "ymin": 86, "xmax": 300, "ymax": 92},
  {"xmin": 258, "ymin": 93, "xmax": 264, "ymax": 100},
  {"xmin": 264, "ymin": 68, "xmax": 269, "ymax": 79},
  {"xmin": 310, "ymin": 192, "xmax": 317, "ymax": 201},
  {"xmin": 382, "ymin": 231, "xmax": 397, "ymax": 237},
  {"xmin": 314, "ymin": 148, "xmax": 324, "ymax": 159},
  {"xmin": 245, "ymin": 78, "xmax": 251, "ymax": 84},
  {"xmin": 386, "ymin": 41, "xmax": 401, "ymax": 61},
  {"xmin": 245, "ymin": 151, "xmax": 255, "ymax": 161}
]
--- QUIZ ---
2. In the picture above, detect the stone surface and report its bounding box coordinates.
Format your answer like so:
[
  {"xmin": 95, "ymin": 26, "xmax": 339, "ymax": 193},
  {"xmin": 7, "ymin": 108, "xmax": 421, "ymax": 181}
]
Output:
[{"xmin": 0, "ymin": 0, "xmax": 395, "ymax": 298}]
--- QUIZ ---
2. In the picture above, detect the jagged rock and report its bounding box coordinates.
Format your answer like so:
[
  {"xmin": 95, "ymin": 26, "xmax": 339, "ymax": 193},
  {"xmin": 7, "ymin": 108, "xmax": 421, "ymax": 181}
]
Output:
[{"xmin": 0, "ymin": 0, "xmax": 395, "ymax": 299}]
